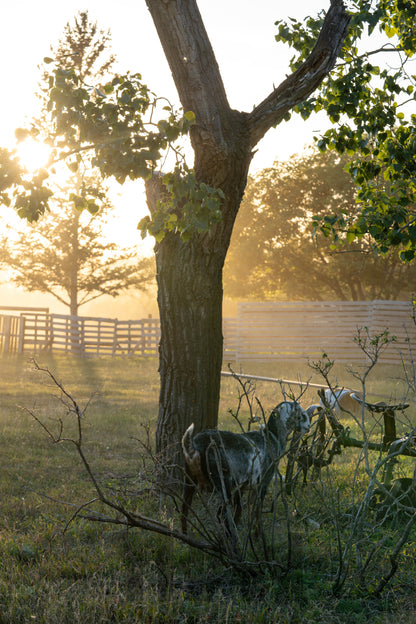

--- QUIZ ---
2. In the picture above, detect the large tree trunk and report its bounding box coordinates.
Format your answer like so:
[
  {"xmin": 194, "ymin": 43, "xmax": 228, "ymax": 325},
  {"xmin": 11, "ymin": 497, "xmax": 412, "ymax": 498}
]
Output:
[
  {"xmin": 145, "ymin": 0, "xmax": 350, "ymax": 474},
  {"xmin": 146, "ymin": 136, "xmax": 253, "ymax": 473},
  {"xmin": 155, "ymin": 235, "xmax": 224, "ymax": 470}
]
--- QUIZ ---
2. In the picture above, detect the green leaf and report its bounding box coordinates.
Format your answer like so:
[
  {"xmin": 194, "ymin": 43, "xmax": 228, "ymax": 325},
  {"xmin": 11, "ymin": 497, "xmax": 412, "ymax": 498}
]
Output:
[
  {"xmin": 87, "ymin": 200, "xmax": 99, "ymax": 214},
  {"xmin": 184, "ymin": 110, "xmax": 196, "ymax": 123},
  {"xmin": 154, "ymin": 230, "xmax": 165, "ymax": 243},
  {"xmin": 346, "ymin": 229, "xmax": 356, "ymax": 244}
]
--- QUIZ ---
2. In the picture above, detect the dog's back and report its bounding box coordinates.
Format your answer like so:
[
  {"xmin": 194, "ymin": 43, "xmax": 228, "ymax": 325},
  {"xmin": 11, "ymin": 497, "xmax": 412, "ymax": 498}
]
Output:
[{"xmin": 182, "ymin": 425, "xmax": 276, "ymax": 493}]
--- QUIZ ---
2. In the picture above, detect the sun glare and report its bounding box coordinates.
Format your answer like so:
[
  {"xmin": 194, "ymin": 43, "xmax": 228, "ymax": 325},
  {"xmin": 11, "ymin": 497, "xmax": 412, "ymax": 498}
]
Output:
[{"xmin": 16, "ymin": 139, "xmax": 51, "ymax": 173}]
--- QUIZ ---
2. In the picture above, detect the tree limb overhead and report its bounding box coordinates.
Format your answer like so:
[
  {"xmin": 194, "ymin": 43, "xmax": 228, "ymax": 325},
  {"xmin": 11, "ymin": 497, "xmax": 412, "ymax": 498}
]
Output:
[
  {"xmin": 145, "ymin": 0, "xmax": 231, "ymax": 134},
  {"xmin": 247, "ymin": 0, "xmax": 350, "ymax": 147}
]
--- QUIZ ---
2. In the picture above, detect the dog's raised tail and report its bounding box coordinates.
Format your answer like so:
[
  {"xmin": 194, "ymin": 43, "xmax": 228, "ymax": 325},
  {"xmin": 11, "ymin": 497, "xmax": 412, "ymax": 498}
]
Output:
[
  {"xmin": 182, "ymin": 423, "xmax": 197, "ymax": 465},
  {"xmin": 182, "ymin": 423, "xmax": 208, "ymax": 490}
]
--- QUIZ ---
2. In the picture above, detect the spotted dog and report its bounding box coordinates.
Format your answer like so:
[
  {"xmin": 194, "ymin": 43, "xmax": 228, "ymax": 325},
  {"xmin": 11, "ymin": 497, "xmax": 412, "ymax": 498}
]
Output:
[{"xmin": 181, "ymin": 401, "xmax": 311, "ymax": 534}]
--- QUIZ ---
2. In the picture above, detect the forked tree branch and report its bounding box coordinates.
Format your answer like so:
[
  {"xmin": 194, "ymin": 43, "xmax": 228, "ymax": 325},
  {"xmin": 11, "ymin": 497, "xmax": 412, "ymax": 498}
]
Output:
[
  {"xmin": 247, "ymin": 0, "xmax": 350, "ymax": 146},
  {"xmin": 146, "ymin": 0, "xmax": 350, "ymax": 165}
]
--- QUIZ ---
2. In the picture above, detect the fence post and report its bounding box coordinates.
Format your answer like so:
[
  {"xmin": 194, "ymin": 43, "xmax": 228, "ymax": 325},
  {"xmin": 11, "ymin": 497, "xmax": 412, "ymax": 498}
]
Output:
[
  {"xmin": 382, "ymin": 408, "xmax": 397, "ymax": 451},
  {"xmin": 3, "ymin": 316, "xmax": 11, "ymax": 353},
  {"xmin": 112, "ymin": 319, "xmax": 117, "ymax": 356},
  {"xmin": 17, "ymin": 316, "xmax": 25, "ymax": 354},
  {"xmin": 139, "ymin": 320, "xmax": 145, "ymax": 355}
]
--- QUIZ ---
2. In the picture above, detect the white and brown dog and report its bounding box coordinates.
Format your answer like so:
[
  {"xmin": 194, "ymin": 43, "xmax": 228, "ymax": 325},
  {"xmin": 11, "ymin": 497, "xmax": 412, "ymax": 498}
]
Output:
[{"xmin": 321, "ymin": 388, "xmax": 364, "ymax": 418}]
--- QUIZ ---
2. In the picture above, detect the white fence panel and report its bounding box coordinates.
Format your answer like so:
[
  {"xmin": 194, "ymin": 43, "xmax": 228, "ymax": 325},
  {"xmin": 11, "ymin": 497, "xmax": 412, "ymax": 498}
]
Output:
[{"xmin": 234, "ymin": 300, "xmax": 416, "ymax": 363}]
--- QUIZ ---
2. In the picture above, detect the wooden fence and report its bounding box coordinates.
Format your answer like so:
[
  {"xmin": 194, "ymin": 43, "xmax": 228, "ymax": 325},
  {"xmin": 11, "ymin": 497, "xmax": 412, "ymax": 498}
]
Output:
[
  {"xmin": 0, "ymin": 312, "xmax": 162, "ymax": 357},
  {"xmin": 1, "ymin": 301, "xmax": 415, "ymax": 363},
  {"xmin": 0, "ymin": 314, "xmax": 25, "ymax": 354},
  {"xmin": 235, "ymin": 300, "xmax": 416, "ymax": 364}
]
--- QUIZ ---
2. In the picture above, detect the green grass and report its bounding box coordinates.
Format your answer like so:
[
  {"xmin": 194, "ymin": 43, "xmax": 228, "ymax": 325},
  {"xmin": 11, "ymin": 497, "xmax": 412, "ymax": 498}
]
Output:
[{"xmin": 1, "ymin": 354, "xmax": 416, "ymax": 623}]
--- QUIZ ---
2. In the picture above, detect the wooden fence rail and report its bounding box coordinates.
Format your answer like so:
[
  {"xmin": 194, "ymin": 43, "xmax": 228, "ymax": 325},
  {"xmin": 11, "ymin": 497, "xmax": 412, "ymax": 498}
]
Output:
[
  {"xmin": 235, "ymin": 300, "xmax": 416, "ymax": 364},
  {"xmin": 1, "ymin": 301, "xmax": 415, "ymax": 363}
]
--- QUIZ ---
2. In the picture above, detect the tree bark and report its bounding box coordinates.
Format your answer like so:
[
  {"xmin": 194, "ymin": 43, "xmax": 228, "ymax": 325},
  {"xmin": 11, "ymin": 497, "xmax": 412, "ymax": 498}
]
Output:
[
  {"xmin": 145, "ymin": 134, "xmax": 252, "ymax": 471},
  {"xmin": 247, "ymin": 0, "xmax": 350, "ymax": 145},
  {"xmin": 145, "ymin": 0, "xmax": 350, "ymax": 473},
  {"xmin": 155, "ymin": 235, "xmax": 224, "ymax": 470}
]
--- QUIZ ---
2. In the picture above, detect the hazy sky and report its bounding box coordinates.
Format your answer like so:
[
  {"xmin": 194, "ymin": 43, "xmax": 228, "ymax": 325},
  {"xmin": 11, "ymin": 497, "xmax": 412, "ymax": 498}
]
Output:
[{"xmin": 1, "ymin": 0, "xmax": 331, "ymax": 166}]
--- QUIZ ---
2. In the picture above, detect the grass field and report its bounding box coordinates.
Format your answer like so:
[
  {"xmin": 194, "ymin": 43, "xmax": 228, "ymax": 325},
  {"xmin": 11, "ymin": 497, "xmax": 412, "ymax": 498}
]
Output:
[{"xmin": 1, "ymin": 353, "xmax": 416, "ymax": 623}]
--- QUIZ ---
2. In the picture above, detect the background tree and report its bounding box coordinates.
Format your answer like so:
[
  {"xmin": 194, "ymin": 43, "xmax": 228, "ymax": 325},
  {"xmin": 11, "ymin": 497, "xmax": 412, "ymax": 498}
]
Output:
[
  {"xmin": 0, "ymin": 187, "xmax": 154, "ymax": 316},
  {"xmin": 47, "ymin": 10, "xmax": 115, "ymax": 82},
  {"xmin": 224, "ymin": 149, "xmax": 416, "ymax": 301},
  {"xmin": 1, "ymin": 1, "xmax": 415, "ymax": 472},
  {"xmin": 0, "ymin": 12, "xmax": 154, "ymax": 316}
]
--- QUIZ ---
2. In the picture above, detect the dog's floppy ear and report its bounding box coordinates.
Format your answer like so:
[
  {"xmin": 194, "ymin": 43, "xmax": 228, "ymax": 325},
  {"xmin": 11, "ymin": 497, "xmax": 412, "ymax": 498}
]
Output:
[
  {"xmin": 296, "ymin": 405, "xmax": 311, "ymax": 433},
  {"xmin": 267, "ymin": 404, "xmax": 282, "ymax": 438}
]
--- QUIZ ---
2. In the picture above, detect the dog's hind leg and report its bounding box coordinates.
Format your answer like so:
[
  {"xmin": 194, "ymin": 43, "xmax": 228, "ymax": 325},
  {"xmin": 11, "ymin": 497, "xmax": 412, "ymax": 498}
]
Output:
[
  {"xmin": 181, "ymin": 470, "xmax": 196, "ymax": 534},
  {"xmin": 232, "ymin": 488, "xmax": 243, "ymax": 526}
]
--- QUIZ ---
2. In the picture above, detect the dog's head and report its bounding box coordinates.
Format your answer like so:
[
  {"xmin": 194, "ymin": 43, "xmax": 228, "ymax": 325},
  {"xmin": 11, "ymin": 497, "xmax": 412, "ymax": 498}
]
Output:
[{"xmin": 268, "ymin": 401, "xmax": 310, "ymax": 437}]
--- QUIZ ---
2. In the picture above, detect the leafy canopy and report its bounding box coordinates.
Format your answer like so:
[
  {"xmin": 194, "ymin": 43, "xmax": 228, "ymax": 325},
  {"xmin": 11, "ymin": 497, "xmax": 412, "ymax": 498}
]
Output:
[
  {"xmin": 275, "ymin": 0, "xmax": 416, "ymax": 260},
  {"xmin": 0, "ymin": 56, "xmax": 224, "ymax": 242}
]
